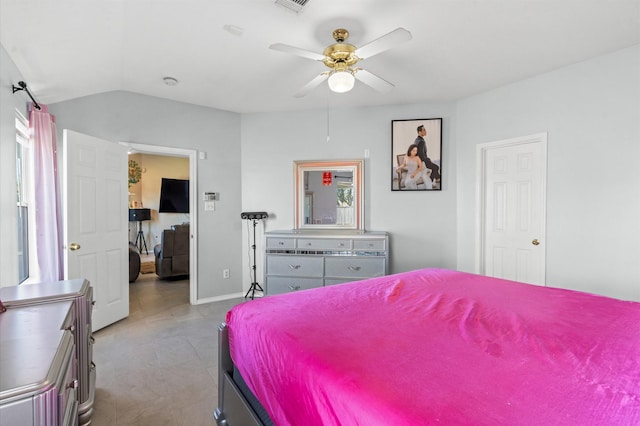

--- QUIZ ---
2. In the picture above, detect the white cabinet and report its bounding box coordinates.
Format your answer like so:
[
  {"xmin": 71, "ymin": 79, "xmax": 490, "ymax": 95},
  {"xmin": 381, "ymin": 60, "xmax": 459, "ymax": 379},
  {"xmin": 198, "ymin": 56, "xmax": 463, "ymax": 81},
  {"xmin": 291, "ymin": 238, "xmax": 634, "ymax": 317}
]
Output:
[{"xmin": 265, "ymin": 231, "xmax": 388, "ymax": 295}]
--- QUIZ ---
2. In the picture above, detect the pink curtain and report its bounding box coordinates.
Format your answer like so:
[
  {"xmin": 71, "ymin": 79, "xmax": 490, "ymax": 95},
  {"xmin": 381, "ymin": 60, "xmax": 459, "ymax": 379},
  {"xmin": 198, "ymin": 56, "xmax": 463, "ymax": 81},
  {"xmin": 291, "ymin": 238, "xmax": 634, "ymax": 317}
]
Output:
[{"xmin": 29, "ymin": 103, "xmax": 64, "ymax": 281}]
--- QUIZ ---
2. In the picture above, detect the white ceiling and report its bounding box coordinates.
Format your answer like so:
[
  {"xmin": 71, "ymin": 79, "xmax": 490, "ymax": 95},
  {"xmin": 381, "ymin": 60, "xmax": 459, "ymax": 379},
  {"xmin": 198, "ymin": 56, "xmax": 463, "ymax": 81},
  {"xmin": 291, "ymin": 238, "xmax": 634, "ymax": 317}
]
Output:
[{"xmin": 1, "ymin": 0, "xmax": 639, "ymax": 114}]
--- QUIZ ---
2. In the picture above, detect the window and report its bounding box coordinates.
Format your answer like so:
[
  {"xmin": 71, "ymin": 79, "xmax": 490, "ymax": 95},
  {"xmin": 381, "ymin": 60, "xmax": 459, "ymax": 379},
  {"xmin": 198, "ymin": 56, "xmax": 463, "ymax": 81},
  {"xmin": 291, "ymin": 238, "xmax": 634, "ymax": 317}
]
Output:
[{"xmin": 16, "ymin": 110, "xmax": 30, "ymax": 283}]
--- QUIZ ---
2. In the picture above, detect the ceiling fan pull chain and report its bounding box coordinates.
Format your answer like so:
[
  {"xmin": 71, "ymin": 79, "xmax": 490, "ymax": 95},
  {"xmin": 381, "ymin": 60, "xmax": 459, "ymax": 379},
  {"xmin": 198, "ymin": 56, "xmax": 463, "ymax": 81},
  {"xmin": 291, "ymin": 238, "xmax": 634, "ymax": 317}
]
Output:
[{"xmin": 326, "ymin": 91, "xmax": 331, "ymax": 142}]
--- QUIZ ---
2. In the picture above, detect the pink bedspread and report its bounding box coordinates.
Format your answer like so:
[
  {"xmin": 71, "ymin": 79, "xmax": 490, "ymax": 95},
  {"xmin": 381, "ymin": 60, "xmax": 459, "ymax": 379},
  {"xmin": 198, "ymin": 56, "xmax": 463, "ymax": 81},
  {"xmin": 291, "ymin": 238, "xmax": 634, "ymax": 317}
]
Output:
[{"xmin": 226, "ymin": 269, "xmax": 640, "ymax": 425}]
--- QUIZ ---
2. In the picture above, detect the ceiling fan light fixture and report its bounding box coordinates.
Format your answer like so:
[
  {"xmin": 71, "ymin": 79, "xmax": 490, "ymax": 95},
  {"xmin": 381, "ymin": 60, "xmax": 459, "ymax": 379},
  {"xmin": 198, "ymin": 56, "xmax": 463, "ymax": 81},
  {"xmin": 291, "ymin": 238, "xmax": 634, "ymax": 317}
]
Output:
[{"xmin": 328, "ymin": 70, "xmax": 355, "ymax": 93}]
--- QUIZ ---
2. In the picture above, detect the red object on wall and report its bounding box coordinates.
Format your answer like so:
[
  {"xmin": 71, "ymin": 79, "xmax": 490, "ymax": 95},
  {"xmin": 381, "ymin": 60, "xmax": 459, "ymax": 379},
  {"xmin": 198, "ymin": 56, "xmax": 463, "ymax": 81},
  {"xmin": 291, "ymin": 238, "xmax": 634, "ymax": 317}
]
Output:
[{"xmin": 322, "ymin": 172, "xmax": 332, "ymax": 186}]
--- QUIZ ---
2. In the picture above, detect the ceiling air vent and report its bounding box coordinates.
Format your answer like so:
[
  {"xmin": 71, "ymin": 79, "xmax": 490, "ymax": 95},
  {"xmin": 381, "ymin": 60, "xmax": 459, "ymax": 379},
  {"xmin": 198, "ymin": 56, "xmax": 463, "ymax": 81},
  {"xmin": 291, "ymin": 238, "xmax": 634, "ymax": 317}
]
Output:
[{"xmin": 274, "ymin": 0, "xmax": 311, "ymax": 13}]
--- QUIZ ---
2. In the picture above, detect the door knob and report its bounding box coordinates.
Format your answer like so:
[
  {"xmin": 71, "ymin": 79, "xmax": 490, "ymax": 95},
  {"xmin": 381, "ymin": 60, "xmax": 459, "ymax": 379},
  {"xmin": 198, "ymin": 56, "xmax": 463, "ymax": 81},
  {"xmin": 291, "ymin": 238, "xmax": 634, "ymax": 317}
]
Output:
[
  {"xmin": 532, "ymin": 239, "xmax": 540, "ymax": 246},
  {"xmin": 69, "ymin": 243, "xmax": 81, "ymax": 251}
]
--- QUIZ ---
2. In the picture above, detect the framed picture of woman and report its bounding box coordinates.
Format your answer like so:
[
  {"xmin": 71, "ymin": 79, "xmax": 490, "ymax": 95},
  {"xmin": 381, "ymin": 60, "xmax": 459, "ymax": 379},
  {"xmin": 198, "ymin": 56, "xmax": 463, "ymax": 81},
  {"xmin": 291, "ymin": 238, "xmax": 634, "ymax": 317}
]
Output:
[{"xmin": 391, "ymin": 118, "xmax": 442, "ymax": 191}]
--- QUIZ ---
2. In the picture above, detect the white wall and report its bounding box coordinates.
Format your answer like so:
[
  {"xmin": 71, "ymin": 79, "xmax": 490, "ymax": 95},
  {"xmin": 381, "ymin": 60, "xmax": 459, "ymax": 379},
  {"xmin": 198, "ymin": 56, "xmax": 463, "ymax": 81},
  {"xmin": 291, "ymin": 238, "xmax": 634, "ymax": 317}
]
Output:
[
  {"xmin": 2, "ymin": 42, "xmax": 637, "ymax": 302},
  {"xmin": 456, "ymin": 45, "xmax": 640, "ymax": 301},
  {"xmin": 240, "ymin": 101, "xmax": 459, "ymax": 288},
  {"xmin": 0, "ymin": 46, "xmax": 27, "ymax": 287},
  {"xmin": 48, "ymin": 91, "xmax": 243, "ymax": 299}
]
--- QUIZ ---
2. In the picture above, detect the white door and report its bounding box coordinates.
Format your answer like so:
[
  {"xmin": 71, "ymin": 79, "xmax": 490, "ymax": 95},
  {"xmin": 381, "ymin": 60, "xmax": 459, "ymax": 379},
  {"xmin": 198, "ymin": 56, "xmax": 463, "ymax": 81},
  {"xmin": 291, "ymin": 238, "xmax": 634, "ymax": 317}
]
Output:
[
  {"xmin": 63, "ymin": 129, "xmax": 129, "ymax": 330},
  {"xmin": 476, "ymin": 133, "xmax": 547, "ymax": 285}
]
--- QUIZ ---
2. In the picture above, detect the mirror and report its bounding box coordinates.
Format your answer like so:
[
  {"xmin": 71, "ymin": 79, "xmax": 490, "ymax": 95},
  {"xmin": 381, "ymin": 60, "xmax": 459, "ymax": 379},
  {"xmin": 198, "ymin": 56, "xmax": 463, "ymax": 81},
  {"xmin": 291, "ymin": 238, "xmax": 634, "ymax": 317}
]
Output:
[{"xmin": 294, "ymin": 160, "xmax": 364, "ymax": 230}]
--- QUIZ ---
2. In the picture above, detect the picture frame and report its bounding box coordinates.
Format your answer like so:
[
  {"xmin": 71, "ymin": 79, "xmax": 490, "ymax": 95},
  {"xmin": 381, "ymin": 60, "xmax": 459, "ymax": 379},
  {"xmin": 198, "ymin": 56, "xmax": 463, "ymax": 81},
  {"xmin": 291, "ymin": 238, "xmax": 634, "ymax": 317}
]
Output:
[{"xmin": 391, "ymin": 118, "xmax": 442, "ymax": 191}]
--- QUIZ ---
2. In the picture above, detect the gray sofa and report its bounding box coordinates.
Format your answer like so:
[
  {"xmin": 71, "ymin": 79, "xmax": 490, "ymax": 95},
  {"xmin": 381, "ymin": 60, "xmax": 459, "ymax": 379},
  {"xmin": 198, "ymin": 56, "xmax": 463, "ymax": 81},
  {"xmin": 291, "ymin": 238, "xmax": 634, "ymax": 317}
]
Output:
[
  {"xmin": 129, "ymin": 243, "xmax": 141, "ymax": 282},
  {"xmin": 154, "ymin": 224, "xmax": 190, "ymax": 278}
]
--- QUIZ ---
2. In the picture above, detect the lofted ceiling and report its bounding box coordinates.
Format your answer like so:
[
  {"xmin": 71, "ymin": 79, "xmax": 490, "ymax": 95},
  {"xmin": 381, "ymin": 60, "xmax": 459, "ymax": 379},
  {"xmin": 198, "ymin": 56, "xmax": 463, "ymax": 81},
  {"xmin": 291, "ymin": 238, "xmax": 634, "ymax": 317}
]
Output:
[{"xmin": 1, "ymin": 0, "xmax": 639, "ymax": 114}]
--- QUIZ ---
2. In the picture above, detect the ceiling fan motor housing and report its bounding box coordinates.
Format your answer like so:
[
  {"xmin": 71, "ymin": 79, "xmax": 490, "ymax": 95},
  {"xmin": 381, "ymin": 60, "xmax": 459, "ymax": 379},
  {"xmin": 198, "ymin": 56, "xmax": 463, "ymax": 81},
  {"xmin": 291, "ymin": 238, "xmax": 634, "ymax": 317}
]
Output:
[
  {"xmin": 322, "ymin": 43, "xmax": 359, "ymax": 69},
  {"xmin": 322, "ymin": 28, "xmax": 360, "ymax": 71}
]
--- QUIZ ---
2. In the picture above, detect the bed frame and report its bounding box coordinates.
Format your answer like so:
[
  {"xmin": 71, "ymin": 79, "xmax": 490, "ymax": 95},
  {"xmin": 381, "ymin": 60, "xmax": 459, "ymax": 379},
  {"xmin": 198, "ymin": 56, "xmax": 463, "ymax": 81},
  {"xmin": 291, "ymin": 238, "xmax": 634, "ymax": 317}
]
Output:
[{"xmin": 214, "ymin": 323, "xmax": 268, "ymax": 426}]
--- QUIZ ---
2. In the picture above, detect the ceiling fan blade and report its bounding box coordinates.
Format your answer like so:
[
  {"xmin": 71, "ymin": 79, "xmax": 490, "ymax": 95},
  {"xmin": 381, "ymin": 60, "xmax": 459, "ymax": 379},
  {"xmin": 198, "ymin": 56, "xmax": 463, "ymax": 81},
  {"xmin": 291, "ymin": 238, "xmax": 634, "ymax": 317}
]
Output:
[
  {"xmin": 354, "ymin": 27, "xmax": 412, "ymax": 59},
  {"xmin": 293, "ymin": 73, "xmax": 329, "ymax": 97},
  {"xmin": 269, "ymin": 43, "xmax": 326, "ymax": 61},
  {"xmin": 354, "ymin": 69, "xmax": 394, "ymax": 93}
]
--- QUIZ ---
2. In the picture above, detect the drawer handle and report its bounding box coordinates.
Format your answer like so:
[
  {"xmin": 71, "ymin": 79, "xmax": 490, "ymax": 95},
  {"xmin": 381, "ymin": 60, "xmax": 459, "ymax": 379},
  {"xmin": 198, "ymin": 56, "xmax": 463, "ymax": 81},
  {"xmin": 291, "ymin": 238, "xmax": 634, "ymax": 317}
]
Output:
[
  {"xmin": 91, "ymin": 300, "xmax": 96, "ymax": 306},
  {"xmin": 65, "ymin": 325, "xmax": 75, "ymax": 332},
  {"xmin": 278, "ymin": 241, "xmax": 284, "ymax": 245},
  {"xmin": 306, "ymin": 242, "xmax": 313, "ymax": 246},
  {"xmin": 289, "ymin": 264, "xmax": 301, "ymax": 270},
  {"xmin": 348, "ymin": 266, "xmax": 361, "ymax": 271},
  {"xmin": 288, "ymin": 285, "xmax": 301, "ymax": 291},
  {"xmin": 89, "ymin": 336, "xmax": 95, "ymax": 344},
  {"xmin": 338, "ymin": 243, "xmax": 344, "ymax": 247},
  {"xmin": 67, "ymin": 379, "xmax": 79, "ymax": 390},
  {"xmin": 368, "ymin": 243, "xmax": 374, "ymax": 247}
]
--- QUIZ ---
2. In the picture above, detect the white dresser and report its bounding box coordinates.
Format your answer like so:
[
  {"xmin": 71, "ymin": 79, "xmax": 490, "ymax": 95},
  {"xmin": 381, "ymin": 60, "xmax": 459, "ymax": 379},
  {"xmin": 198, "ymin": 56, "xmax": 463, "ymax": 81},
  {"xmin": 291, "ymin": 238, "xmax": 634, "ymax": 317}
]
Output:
[{"xmin": 264, "ymin": 230, "xmax": 389, "ymax": 295}]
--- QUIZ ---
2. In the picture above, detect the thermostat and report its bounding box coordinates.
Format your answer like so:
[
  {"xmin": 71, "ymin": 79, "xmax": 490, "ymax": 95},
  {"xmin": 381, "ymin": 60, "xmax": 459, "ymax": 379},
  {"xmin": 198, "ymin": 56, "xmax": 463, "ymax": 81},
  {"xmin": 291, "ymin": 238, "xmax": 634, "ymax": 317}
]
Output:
[{"xmin": 203, "ymin": 192, "xmax": 218, "ymax": 201}]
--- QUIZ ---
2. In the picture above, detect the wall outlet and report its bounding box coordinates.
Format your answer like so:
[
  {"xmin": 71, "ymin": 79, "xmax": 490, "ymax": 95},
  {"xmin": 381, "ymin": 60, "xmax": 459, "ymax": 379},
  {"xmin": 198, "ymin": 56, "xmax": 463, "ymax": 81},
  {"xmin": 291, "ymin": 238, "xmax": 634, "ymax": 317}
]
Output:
[{"xmin": 223, "ymin": 269, "xmax": 230, "ymax": 279}]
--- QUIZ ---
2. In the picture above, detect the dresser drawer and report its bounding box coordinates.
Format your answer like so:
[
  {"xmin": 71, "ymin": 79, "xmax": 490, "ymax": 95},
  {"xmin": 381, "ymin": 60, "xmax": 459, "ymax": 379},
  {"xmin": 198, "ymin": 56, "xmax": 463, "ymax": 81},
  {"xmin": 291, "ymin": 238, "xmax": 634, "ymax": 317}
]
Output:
[
  {"xmin": 297, "ymin": 238, "xmax": 351, "ymax": 250},
  {"xmin": 56, "ymin": 333, "xmax": 77, "ymax": 426},
  {"xmin": 267, "ymin": 255, "xmax": 323, "ymax": 277},
  {"xmin": 266, "ymin": 237, "xmax": 295, "ymax": 250},
  {"xmin": 325, "ymin": 257, "xmax": 386, "ymax": 278},
  {"xmin": 353, "ymin": 239, "xmax": 386, "ymax": 251},
  {"xmin": 324, "ymin": 277, "xmax": 366, "ymax": 286},
  {"xmin": 266, "ymin": 277, "xmax": 323, "ymax": 295}
]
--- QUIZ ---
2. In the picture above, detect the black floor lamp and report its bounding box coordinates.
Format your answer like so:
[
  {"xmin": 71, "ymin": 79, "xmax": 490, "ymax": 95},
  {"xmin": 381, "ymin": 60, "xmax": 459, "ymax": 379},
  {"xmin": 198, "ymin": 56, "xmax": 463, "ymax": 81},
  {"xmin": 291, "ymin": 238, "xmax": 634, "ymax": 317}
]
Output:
[
  {"xmin": 129, "ymin": 208, "xmax": 151, "ymax": 254},
  {"xmin": 241, "ymin": 211, "xmax": 268, "ymax": 299}
]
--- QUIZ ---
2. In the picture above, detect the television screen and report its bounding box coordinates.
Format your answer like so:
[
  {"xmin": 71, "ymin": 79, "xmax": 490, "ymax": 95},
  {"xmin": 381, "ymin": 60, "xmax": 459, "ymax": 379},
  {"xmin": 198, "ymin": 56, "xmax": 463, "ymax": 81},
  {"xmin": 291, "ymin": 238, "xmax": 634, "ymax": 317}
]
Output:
[{"xmin": 158, "ymin": 178, "xmax": 189, "ymax": 213}]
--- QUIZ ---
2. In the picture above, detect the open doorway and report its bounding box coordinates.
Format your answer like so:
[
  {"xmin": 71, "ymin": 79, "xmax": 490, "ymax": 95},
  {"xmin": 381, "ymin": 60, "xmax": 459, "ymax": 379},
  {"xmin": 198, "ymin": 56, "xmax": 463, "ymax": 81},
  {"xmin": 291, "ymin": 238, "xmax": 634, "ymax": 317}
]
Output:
[{"xmin": 124, "ymin": 142, "xmax": 198, "ymax": 304}]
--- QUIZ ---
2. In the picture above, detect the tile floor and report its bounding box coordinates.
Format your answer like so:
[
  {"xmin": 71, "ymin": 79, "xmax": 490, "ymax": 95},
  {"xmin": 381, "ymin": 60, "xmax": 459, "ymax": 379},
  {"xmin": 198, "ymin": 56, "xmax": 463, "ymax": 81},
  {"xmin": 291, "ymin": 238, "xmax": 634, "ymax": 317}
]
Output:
[{"xmin": 90, "ymin": 273, "xmax": 245, "ymax": 426}]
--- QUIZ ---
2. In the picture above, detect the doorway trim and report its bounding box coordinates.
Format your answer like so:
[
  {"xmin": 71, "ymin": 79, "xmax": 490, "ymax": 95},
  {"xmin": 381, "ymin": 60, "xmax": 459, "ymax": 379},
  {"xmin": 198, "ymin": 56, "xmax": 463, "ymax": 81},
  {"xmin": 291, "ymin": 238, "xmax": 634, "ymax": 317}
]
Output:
[
  {"xmin": 122, "ymin": 142, "xmax": 198, "ymax": 304},
  {"xmin": 474, "ymin": 132, "xmax": 547, "ymax": 279}
]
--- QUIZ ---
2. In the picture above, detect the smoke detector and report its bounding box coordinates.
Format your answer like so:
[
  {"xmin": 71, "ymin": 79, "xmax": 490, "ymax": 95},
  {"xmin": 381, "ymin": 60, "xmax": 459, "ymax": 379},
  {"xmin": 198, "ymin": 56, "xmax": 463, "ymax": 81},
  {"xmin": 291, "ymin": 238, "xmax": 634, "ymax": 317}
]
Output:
[{"xmin": 163, "ymin": 76, "xmax": 179, "ymax": 86}]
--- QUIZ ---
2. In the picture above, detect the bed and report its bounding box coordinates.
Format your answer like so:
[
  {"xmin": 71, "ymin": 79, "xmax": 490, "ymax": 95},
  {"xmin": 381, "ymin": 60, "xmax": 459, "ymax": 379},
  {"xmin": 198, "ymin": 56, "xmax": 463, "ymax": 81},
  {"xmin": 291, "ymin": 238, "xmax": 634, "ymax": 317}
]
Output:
[{"xmin": 214, "ymin": 268, "xmax": 640, "ymax": 425}]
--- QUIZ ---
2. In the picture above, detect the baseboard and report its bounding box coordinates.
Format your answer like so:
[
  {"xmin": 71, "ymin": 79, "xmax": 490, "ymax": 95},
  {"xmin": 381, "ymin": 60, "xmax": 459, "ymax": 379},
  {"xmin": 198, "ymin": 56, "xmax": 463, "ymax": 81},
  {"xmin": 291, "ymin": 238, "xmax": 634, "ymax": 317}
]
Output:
[{"xmin": 195, "ymin": 292, "xmax": 244, "ymax": 305}]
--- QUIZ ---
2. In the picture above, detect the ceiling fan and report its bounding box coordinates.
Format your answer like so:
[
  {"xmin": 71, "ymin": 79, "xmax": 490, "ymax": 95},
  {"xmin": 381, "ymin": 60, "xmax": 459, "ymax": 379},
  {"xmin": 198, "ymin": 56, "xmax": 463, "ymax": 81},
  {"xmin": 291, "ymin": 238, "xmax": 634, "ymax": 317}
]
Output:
[{"xmin": 270, "ymin": 27, "xmax": 412, "ymax": 97}]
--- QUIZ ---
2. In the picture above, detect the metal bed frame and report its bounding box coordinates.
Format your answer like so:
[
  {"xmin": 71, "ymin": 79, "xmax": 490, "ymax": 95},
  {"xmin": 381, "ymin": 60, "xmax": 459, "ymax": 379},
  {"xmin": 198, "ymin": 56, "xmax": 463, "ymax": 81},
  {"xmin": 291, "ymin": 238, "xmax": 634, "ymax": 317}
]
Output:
[{"xmin": 214, "ymin": 323, "xmax": 269, "ymax": 426}]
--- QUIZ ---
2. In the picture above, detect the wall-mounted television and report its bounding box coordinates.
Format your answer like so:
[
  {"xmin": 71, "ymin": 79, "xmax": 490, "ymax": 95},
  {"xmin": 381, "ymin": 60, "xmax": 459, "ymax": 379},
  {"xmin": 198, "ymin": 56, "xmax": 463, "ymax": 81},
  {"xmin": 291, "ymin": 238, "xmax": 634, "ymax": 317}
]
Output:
[{"xmin": 158, "ymin": 178, "xmax": 189, "ymax": 213}]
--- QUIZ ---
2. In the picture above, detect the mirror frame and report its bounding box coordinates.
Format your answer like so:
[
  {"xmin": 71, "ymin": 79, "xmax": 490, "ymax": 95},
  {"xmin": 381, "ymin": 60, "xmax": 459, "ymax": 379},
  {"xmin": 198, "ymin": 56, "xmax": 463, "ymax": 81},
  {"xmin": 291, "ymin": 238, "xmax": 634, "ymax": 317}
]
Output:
[{"xmin": 294, "ymin": 159, "xmax": 364, "ymax": 231}]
